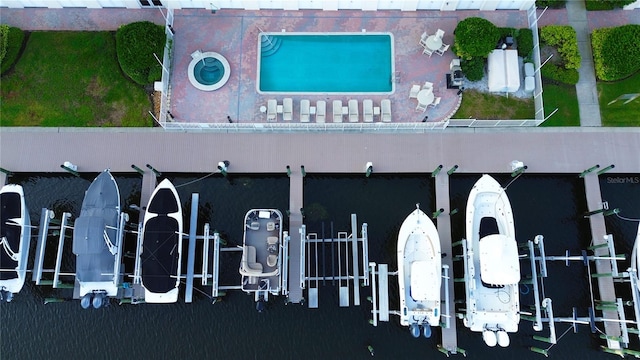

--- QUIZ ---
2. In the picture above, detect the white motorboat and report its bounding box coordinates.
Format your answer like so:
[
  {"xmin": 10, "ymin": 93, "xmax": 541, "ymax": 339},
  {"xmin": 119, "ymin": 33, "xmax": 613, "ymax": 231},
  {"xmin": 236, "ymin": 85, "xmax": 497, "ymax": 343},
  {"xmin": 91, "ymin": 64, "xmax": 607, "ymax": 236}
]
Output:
[
  {"xmin": 73, "ymin": 170, "xmax": 122, "ymax": 309},
  {"xmin": 463, "ymin": 174, "xmax": 520, "ymax": 347},
  {"xmin": 0, "ymin": 184, "xmax": 31, "ymax": 302},
  {"xmin": 397, "ymin": 204, "xmax": 441, "ymax": 338},
  {"xmin": 141, "ymin": 179, "xmax": 183, "ymax": 303},
  {"xmin": 239, "ymin": 209, "xmax": 284, "ymax": 312}
]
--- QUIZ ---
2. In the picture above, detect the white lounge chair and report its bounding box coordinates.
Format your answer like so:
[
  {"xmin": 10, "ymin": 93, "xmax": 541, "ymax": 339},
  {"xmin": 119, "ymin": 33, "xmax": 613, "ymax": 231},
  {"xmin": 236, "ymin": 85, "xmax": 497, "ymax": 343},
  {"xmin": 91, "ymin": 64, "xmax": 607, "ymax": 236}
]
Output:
[
  {"xmin": 409, "ymin": 85, "xmax": 421, "ymax": 99},
  {"xmin": 348, "ymin": 99, "xmax": 359, "ymax": 122},
  {"xmin": 381, "ymin": 99, "xmax": 391, "ymax": 122},
  {"xmin": 422, "ymin": 81, "xmax": 433, "ymax": 90},
  {"xmin": 429, "ymin": 97, "xmax": 441, "ymax": 108},
  {"xmin": 283, "ymin": 98, "xmax": 293, "ymax": 121},
  {"xmin": 435, "ymin": 29, "xmax": 445, "ymax": 39},
  {"xmin": 316, "ymin": 100, "xmax": 326, "ymax": 123},
  {"xmin": 363, "ymin": 99, "xmax": 373, "ymax": 122},
  {"xmin": 300, "ymin": 99, "xmax": 310, "ymax": 122},
  {"xmin": 333, "ymin": 100, "xmax": 343, "ymax": 123},
  {"xmin": 436, "ymin": 43, "xmax": 449, "ymax": 56},
  {"xmin": 423, "ymin": 47, "xmax": 433, "ymax": 57},
  {"xmin": 266, "ymin": 99, "xmax": 277, "ymax": 121}
]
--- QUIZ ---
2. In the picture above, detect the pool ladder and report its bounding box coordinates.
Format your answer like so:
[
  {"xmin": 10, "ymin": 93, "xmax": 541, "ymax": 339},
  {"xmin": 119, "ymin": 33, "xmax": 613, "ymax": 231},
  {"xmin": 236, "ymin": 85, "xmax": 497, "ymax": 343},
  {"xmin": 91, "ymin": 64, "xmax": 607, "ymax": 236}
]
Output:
[{"xmin": 260, "ymin": 34, "xmax": 282, "ymax": 57}]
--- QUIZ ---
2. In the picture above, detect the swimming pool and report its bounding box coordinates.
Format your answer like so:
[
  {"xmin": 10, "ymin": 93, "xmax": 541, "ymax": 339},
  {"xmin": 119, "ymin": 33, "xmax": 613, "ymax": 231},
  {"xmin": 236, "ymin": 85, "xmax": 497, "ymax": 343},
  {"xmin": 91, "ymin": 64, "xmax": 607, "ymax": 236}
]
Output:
[{"xmin": 257, "ymin": 32, "xmax": 394, "ymax": 94}]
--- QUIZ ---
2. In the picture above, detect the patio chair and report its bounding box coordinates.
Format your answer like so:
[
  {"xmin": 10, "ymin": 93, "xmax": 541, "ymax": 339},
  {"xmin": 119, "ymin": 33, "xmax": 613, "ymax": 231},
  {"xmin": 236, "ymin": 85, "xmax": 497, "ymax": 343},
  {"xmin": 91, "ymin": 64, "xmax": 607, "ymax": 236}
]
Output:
[
  {"xmin": 300, "ymin": 99, "xmax": 310, "ymax": 122},
  {"xmin": 316, "ymin": 100, "xmax": 326, "ymax": 123},
  {"xmin": 381, "ymin": 99, "xmax": 391, "ymax": 122},
  {"xmin": 283, "ymin": 98, "xmax": 293, "ymax": 121},
  {"xmin": 348, "ymin": 99, "xmax": 359, "ymax": 122},
  {"xmin": 267, "ymin": 99, "xmax": 277, "ymax": 121},
  {"xmin": 435, "ymin": 29, "xmax": 445, "ymax": 39},
  {"xmin": 363, "ymin": 99, "xmax": 374, "ymax": 122},
  {"xmin": 419, "ymin": 31, "xmax": 429, "ymax": 47},
  {"xmin": 429, "ymin": 97, "xmax": 441, "ymax": 108},
  {"xmin": 422, "ymin": 81, "xmax": 433, "ymax": 90},
  {"xmin": 436, "ymin": 43, "xmax": 450, "ymax": 56},
  {"xmin": 409, "ymin": 85, "xmax": 421, "ymax": 99},
  {"xmin": 422, "ymin": 47, "xmax": 434, "ymax": 57},
  {"xmin": 416, "ymin": 101, "xmax": 428, "ymax": 112},
  {"xmin": 333, "ymin": 100, "xmax": 343, "ymax": 123}
]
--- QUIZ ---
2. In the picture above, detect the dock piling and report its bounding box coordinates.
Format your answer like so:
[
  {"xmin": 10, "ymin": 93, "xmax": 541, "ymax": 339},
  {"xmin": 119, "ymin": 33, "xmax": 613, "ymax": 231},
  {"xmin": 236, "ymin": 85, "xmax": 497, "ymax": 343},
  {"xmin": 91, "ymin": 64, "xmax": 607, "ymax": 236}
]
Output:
[
  {"xmin": 131, "ymin": 164, "xmax": 145, "ymax": 175},
  {"xmin": 286, "ymin": 165, "xmax": 291, "ymax": 177},
  {"xmin": 217, "ymin": 160, "xmax": 229, "ymax": 177},
  {"xmin": 431, "ymin": 164, "xmax": 443, "ymax": 177},
  {"xmin": 597, "ymin": 164, "xmax": 615, "ymax": 175},
  {"xmin": 365, "ymin": 162, "xmax": 373, "ymax": 178},
  {"xmin": 511, "ymin": 165, "xmax": 528, "ymax": 177},
  {"xmin": 0, "ymin": 167, "xmax": 14, "ymax": 176},
  {"xmin": 447, "ymin": 165, "xmax": 458, "ymax": 176},
  {"xmin": 432, "ymin": 208, "xmax": 444, "ymax": 219},
  {"xmin": 60, "ymin": 163, "xmax": 80, "ymax": 177},
  {"xmin": 449, "ymin": 208, "xmax": 458, "ymax": 216},
  {"xmin": 300, "ymin": 165, "xmax": 306, "ymax": 177}
]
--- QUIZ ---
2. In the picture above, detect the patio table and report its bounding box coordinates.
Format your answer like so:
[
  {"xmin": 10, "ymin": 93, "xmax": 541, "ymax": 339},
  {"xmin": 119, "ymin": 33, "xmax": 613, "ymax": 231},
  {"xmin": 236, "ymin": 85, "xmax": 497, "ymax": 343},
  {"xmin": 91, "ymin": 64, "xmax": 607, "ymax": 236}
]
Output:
[
  {"xmin": 417, "ymin": 89, "xmax": 434, "ymax": 106},
  {"xmin": 425, "ymin": 35, "xmax": 442, "ymax": 51}
]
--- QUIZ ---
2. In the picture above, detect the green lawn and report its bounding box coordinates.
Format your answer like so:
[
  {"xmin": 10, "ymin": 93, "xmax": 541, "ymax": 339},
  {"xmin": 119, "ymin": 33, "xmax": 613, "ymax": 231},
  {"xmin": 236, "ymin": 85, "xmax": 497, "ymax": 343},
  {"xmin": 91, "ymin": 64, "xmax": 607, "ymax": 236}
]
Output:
[
  {"xmin": 598, "ymin": 71, "xmax": 640, "ymax": 126},
  {"xmin": 452, "ymin": 90, "xmax": 534, "ymax": 120},
  {"xmin": 0, "ymin": 31, "xmax": 152, "ymax": 127},
  {"xmin": 540, "ymin": 82, "xmax": 580, "ymax": 126}
]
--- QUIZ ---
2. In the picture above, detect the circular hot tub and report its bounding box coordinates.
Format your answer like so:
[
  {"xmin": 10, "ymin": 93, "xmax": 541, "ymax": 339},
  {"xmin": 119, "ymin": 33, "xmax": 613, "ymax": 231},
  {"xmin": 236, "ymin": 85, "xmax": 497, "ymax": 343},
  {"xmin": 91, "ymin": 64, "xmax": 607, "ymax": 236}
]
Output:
[{"xmin": 188, "ymin": 51, "xmax": 230, "ymax": 91}]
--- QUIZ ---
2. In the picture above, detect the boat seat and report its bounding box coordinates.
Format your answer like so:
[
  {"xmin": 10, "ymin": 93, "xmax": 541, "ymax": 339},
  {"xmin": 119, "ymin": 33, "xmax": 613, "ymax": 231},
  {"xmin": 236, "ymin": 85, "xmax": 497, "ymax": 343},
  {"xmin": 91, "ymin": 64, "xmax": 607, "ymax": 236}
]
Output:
[
  {"xmin": 266, "ymin": 236, "xmax": 279, "ymax": 267},
  {"xmin": 248, "ymin": 221, "xmax": 260, "ymax": 231},
  {"xmin": 479, "ymin": 217, "xmax": 499, "ymax": 239},
  {"xmin": 240, "ymin": 246, "xmax": 263, "ymax": 275},
  {"xmin": 266, "ymin": 222, "xmax": 275, "ymax": 231},
  {"xmin": 267, "ymin": 254, "xmax": 278, "ymax": 267}
]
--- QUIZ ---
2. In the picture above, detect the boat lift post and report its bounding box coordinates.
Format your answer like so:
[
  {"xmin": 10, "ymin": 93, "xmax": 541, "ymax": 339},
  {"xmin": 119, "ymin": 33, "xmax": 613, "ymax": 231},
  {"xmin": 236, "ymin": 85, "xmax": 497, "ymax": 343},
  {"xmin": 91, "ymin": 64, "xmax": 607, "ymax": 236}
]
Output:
[
  {"xmin": 114, "ymin": 212, "xmax": 128, "ymax": 288},
  {"xmin": 211, "ymin": 230, "xmax": 222, "ymax": 297},
  {"xmin": 132, "ymin": 221, "xmax": 144, "ymax": 285},
  {"xmin": 201, "ymin": 224, "xmax": 210, "ymax": 286},
  {"xmin": 281, "ymin": 231, "xmax": 290, "ymax": 296},
  {"xmin": 32, "ymin": 208, "xmax": 55, "ymax": 285},
  {"xmin": 185, "ymin": 193, "xmax": 199, "ymax": 303}
]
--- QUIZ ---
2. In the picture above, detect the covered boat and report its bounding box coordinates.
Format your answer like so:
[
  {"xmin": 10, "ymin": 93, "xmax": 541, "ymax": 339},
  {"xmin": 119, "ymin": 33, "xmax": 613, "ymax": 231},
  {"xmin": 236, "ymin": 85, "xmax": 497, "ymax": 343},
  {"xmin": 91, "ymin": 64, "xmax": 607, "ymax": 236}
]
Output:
[{"xmin": 0, "ymin": 184, "xmax": 31, "ymax": 302}]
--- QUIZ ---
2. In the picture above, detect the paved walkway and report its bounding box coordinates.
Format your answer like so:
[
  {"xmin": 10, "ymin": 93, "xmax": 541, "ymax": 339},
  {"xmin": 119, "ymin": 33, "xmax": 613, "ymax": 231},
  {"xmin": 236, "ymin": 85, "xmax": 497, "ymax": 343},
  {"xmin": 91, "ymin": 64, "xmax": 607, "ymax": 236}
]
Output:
[{"xmin": 566, "ymin": 1, "xmax": 602, "ymax": 127}]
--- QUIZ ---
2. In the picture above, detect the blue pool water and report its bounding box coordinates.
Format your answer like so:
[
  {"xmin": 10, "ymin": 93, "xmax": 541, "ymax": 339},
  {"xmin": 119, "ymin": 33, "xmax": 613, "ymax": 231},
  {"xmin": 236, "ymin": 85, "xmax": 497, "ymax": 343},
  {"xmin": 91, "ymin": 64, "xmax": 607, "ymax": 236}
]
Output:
[{"xmin": 258, "ymin": 33, "xmax": 393, "ymax": 93}]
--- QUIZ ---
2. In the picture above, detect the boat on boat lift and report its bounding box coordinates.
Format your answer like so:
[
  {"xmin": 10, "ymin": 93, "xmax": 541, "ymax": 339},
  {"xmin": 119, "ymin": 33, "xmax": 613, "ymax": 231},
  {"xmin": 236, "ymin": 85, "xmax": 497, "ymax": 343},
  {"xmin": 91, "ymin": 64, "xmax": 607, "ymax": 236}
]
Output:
[
  {"xmin": 140, "ymin": 179, "xmax": 183, "ymax": 303},
  {"xmin": 72, "ymin": 170, "xmax": 122, "ymax": 309},
  {"xmin": 239, "ymin": 209, "xmax": 284, "ymax": 312},
  {"xmin": 463, "ymin": 174, "xmax": 520, "ymax": 347},
  {"xmin": 0, "ymin": 184, "xmax": 31, "ymax": 302},
  {"xmin": 397, "ymin": 204, "xmax": 441, "ymax": 338}
]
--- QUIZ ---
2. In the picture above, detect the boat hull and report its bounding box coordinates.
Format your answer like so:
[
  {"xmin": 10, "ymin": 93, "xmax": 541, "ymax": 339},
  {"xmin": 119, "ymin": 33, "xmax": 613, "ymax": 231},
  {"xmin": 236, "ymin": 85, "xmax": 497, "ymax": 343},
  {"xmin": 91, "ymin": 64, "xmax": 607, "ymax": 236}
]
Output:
[
  {"xmin": 397, "ymin": 207, "xmax": 441, "ymax": 328},
  {"xmin": 463, "ymin": 174, "xmax": 520, "ymax": 343},
  {"xmin": 141, "ymin": 179, "xmax": 182, "ymax": 304},
  {"xmin": 72, "ymin": 170, "xmax": 121, "ymax": 298},
  {"xmin": 0, "ymin": 184, "xmax": 31, "ymax": 298}
]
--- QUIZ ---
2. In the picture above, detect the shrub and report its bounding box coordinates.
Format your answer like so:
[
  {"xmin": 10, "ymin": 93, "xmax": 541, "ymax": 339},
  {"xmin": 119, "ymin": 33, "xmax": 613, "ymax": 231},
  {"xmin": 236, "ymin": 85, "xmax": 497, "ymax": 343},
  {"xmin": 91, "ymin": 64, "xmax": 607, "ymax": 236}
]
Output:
[
  {"xmin": 1, "ymin": 26, "xmax": 25, "ymax": 75},
  {"xmin": 116, "ymin": 21, "xmax": 165, "ymax": 85},
  {"xmin": 0, "ymin": 25, "xmax": 8, "ymax": 62},
  {"xmin": 592, "ymin": 25, "xmax": 640, "ymax": 81},
  {"xmin": 536, "ymin": 0, "xmax": 566, "ymax": 8},
  {"xmin": 454, "ymin": 17, "xmax": 500, "ymax": 60},
  {"xmin": 461, "ymin": 57, "xmax": 485, "ymax": 82},
  {"xmin": 516, "ymin": 28, "xmax": 533, "ymax": 58},
  {"xmin": 540, "ymin": 63, "xmax": 579, "ymax": 85},
  {"xmin": 585, "ymin": 0, "xmax": 635, "ymax": 10},
  {"xmin": 540, "ymin": 25, "xmax": 580, "ymax": 70}
]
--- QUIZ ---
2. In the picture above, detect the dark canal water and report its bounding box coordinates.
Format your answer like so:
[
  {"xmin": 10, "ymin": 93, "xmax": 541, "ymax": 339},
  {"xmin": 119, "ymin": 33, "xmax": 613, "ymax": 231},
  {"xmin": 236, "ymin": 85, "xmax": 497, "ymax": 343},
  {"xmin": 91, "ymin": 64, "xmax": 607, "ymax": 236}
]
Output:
[{"xmin": 1, "ymin": 172, "xmax": 638, "ymax": 359}]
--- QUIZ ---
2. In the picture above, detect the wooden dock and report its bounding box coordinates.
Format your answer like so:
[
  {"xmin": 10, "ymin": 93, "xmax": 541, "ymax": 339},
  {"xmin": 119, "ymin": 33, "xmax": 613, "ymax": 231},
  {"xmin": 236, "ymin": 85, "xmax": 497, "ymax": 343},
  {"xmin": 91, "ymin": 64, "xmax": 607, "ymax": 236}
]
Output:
[{"xmin": 1, "ymin": 127, "xmax": 639, "ymax": 350}]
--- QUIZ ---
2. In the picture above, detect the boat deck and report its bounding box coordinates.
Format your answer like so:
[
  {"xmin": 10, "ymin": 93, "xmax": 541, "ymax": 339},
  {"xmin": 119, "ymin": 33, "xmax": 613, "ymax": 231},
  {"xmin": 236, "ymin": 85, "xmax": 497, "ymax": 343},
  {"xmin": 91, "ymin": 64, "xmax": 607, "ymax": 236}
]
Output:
[{"xmin": 241, "ymin": 209, "xmax": 282, "ymax": 293}]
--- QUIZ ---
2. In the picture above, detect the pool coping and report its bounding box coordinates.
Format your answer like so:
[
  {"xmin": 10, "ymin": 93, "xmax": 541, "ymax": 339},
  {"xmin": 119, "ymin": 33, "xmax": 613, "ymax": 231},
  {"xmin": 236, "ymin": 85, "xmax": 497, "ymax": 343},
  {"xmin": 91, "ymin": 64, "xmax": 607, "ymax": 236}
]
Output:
[
  {"xmin": 187, "ymin": 51, "xmax": 231, "ymax": 92},
  {"xmin": 255, "ymin": 31, "xmax": 395, "ymax": 96}
]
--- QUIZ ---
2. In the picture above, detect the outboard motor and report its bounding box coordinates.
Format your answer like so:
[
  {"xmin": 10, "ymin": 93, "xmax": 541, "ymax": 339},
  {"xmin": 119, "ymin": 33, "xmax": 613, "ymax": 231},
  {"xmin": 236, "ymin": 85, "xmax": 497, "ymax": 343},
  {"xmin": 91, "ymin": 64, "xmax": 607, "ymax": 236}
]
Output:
[
  {"xmin": 256, "ymin": 294, "xmax": 265, "ymax": 313},
  {"xmin": 482, "ymin": 329, "xmax": 498, "ymax": 347},
  {"xmin": 92, "ymin": 293, "xmax": 104, "ymax": 309},
  {"xmin": 422, "ymin": 324, "xmax": 432, "ymax": 338},
  {"xmin": 496, "ymin": 330, "xmax": 510, "ymax": 347},
  {"xmin": 81, "ymin": 294, "xmax": 92, "ymax": 309},
  {"xmin": 409, "ymin": 323, "xmax": 420, "ymax": 338},
  {"xmin": 0, "ymin": 290, "xmax": 13, "ymax": 303}
]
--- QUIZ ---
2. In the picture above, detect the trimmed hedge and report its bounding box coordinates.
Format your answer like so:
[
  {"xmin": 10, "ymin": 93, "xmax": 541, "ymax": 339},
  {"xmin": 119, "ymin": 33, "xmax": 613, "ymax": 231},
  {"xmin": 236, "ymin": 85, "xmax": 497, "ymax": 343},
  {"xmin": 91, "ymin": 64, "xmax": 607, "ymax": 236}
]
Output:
[
  {"xmin": 540, "ymin": 25, "xmax": 580, "ymax": 70},
  {"xmin": 540, "ymin": 64, "xmax": 579, "ymax": 85},
  {"xmin": 461, "ymin": 57, "xmax": 485, "ymax": 82},
  {"xmin": 454, "ymin": 17, "xmax": 500, "ymax": 59},
  {"xmin": 536, "ymin": 0, "xmax": 566, "ymax": 8},
  {"xmin": 516, "ymin": 28, "xmax": 534, "ymax": 58},
  {"xmin": 592, "ymin": 25, "xmax": 640, "ymax": 81},
  {"xmin": 116, "ymin": 21, "xmax": 165, "ymax": 85},
  {"xmin": 585, "ymin": 0, "xmax": 635, "ymax": 11},
  {"xmin": 1, "ymin": 26, "xmax": 25, "ymax": 75}
]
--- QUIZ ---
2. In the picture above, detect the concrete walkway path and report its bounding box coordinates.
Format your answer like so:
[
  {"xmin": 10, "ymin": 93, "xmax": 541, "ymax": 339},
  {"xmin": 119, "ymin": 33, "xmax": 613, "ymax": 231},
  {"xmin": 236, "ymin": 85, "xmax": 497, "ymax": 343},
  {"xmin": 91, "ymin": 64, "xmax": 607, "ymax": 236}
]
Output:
[{"xmin": 566, "ymin": 0, "xmax": 602, "ymax": 127}]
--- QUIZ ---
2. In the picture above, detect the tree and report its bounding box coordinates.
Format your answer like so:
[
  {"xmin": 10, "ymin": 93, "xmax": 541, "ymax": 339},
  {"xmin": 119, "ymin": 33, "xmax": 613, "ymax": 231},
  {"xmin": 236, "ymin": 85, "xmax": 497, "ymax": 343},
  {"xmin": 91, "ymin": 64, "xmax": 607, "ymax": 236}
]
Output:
[{"xmin": 453, "ymin": 17, "xmax": 500, "ymax": 60}]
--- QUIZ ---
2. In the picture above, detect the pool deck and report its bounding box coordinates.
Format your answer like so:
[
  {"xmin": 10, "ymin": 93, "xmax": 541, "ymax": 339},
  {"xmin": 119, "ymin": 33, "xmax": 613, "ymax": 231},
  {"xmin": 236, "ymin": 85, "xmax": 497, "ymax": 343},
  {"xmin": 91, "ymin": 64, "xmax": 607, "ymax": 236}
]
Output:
[{"xmin": 169, "ymin": 9, "xmax": 531, "ymax": 124}]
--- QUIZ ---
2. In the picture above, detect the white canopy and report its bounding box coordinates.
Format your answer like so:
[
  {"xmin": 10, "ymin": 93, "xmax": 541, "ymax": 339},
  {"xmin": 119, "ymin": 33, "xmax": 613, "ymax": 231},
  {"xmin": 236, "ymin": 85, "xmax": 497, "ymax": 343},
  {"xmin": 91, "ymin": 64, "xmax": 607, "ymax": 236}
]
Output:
[
  {"xmin": 479, "ymin": 234, "xmax": 520, "ymax": 285},
  {"xmin": 487, "ymin": 49, "xmax": 520, "ymax": 93}
]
